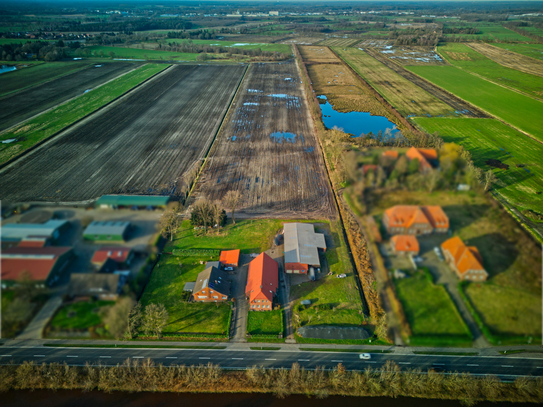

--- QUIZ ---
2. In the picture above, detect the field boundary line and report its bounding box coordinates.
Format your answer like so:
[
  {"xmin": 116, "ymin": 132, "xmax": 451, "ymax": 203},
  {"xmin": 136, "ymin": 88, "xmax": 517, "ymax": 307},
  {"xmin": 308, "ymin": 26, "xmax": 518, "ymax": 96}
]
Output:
[
  {"xmin": 0, "ymin": 64, "xmax": 174, "ymax": 174},
  {"xmin": 184, "ymin": 63, "xmax": 250, "ymax": 204},
  {"xmin": 0, "ymin": 62, "xmax": 146, "ymax": 137}
]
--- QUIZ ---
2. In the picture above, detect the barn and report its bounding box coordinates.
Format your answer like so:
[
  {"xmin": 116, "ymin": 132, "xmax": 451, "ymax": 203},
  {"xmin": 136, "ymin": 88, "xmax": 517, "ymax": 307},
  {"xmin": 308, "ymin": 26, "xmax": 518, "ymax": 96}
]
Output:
[
  {"xmin": 284, "ymin": 223, "xmax": 326, "ymax": 274},
  {"xmin": 83, "ymin": 221, "xmax": 131, "ymax": 242},
  {"xmin": 245, "ymin": 253, "xmax": 278, "ymax": 311}
]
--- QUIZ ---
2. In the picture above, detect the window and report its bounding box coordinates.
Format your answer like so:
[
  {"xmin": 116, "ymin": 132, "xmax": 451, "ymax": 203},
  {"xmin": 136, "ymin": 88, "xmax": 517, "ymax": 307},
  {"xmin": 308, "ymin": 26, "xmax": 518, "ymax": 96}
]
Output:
[
  {"xmin": 213, "ymin": 296, "xmax": 218, "ymax": 299},
  {"xmin": 222, "ymin": 296, "xmax": 227, "ymax": 299},
  {"xmin": 257, "ymin": 305, "xmax": 260, "ymax": 308},
  {"xmin": 210, "ymin": 290, "xmax": 213, "ymax": 293},
  {"xmin": 198, "ymin": 296, "xmax": 207, "ymax": 299},
  {"xmin": 267, "ymin": 305, "xmax": 270, "ymax": 308},
  {"xmin": 252, "ymin": 305, "xmax": 255, "ymax": 308}
]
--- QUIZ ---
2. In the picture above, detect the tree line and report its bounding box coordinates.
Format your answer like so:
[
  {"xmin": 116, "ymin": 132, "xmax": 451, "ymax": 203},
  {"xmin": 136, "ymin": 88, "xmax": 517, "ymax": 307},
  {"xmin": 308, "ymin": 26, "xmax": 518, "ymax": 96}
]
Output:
[{"xmin": 0, "ymin": 41, "xmax": 75, "ymax": 61}]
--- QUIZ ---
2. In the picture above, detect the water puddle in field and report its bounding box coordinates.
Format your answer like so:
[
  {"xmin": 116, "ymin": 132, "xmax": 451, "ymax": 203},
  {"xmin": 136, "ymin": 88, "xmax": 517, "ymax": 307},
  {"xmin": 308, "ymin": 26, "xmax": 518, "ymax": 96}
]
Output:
[
  {"xmin": 269, "ymin": 132, "xmax": 302, "ymax": 144},
  {"xmin": 1, "ymin": 138, "xmax": 17, "ymax": 143},
  {"xmin": 317, "ymin": 95, "xmax": 401, "ymax": 139},
  {"xmin": 0, "ymin": 65, "xmax": 16, "ymax": 74}
]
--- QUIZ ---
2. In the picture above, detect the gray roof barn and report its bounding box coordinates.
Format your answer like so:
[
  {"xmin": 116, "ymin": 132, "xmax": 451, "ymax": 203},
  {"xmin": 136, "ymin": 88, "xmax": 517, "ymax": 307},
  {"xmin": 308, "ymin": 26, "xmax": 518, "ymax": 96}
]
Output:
[
  {"xmin": 205, "ymin": 261, "xmax": 221, "ymax": 270},
  {"xmin": 68, "ymin": 273, "xmax": 125, "ymax": 297},
  {"xmin": 2, "ymin": 220, "xmax": 68, "ymax": 241},
  {"xmin": 193, "ymin": 266, "xmax": 230, "ymax": 296},
  {"xmin": 284, "ymin": 223, "xmax": 326, "ymax": 267}
]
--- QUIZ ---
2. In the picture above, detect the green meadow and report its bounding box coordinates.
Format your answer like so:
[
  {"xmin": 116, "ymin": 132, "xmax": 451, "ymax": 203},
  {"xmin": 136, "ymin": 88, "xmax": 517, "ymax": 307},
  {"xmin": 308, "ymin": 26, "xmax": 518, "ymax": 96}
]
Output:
[{"xmin": 491, "ymin": 43, "xmax": 543, "ymax": 60}]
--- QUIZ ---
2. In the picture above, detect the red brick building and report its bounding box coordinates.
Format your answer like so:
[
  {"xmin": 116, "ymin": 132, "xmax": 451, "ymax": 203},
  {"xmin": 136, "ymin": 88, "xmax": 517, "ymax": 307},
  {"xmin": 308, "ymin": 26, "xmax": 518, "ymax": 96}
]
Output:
[
  {"xmin": 245, "ymin": 253, "xmax": 278, "ymax": 311},
  {"xmin": 192, "ymin": 266, "xmax": 230, "ymax": 302}
]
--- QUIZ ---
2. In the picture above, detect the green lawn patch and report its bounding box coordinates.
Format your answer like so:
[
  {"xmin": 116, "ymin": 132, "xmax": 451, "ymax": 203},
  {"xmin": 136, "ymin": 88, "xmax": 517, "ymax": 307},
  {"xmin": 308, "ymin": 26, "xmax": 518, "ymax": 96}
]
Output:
[
  {"xmin": 247, "ymin": 310, "xmax": 283, "ymax": 336},
  {"xmin": 44, "ymin": 344, "xmax": 225, "ymax": 349},
  {"xmin": 412, "ymin": 117, "xmax": 543, "ymax": 214},
  {"xmin": 87, "ymin": 46, "xmax": 199, "ymax": 61},
  {"xmin": 0, "ymin": 63, "xmax": 168, "ymax": 164},
  {"xmin": 407, "ymin": 64, "xmax": 543, "ymax": 142},
  {"xmin": 49, "ymin": 300, "xmax": 114, "ymax": 330},
  {"xmin": 395, "ymin": 269, "xmax": 473, "ymax": 347},
  {"xmin": 163, "ymin": 39, "xmax": 291, "ymax": 54},
  {"xmin": 413, "ymin": 351, "xmax": 478, "ymax": 356},
  {"xmin": 492, "ymin": 43, "xmax": 543, "ymax": 60},
  {"xmin": 250, "ymin": 347, "xmax": 281, "ymax": 350},
  {"xmin": 437, "ymin": 43, "xmax": 543, "ymax": 99},
  {"xmin": 299, "ymin": 348, "xmax": 392, "ymax": 353},
  {"xmin": 294, "ymin": 334, "xmax": 389, "ymax": 345},
  {"xmin": 498, "ymin": 349, "xmax": 543, "ymax": 355}
]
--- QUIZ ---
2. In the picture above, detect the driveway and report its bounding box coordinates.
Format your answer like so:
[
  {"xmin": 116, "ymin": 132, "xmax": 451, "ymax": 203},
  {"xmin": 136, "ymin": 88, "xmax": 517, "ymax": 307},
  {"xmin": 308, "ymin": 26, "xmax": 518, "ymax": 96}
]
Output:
[
  {"xmin": 230, "ymin": 254, "xmax": 250, "ymax": 342},
  {"xmin": 16, "ymin": 296, "xmax": 63, "ymax": 339}
]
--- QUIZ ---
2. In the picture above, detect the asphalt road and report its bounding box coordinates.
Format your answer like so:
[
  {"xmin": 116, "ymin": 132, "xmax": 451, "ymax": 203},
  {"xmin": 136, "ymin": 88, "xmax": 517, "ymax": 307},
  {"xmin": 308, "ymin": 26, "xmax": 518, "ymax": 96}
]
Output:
[{"xmin": 1, "ymin": 347, "xmax": 541, "ymax": 379}]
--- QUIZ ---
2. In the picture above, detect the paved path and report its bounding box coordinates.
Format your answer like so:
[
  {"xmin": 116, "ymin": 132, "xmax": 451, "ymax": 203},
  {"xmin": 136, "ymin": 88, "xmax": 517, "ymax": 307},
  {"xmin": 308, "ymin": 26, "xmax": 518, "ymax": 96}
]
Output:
[
  {"xmin": 230, "ymin": 255, "xmax": 250, "ymax": 342},
  {"xmin": 16, "ymin": 296, "xmax": 63, "ymax": 340}
]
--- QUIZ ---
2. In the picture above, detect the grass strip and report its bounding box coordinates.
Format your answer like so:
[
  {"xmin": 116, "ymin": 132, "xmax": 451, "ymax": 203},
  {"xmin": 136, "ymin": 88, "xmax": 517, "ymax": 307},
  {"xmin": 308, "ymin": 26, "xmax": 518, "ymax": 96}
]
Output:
[
  {"xmin": 499, "ymin": 350, "xmax": 543, "ymax": 355},
  {"xmin": 44, "ymin": 344, "xmax": 226, "ymax": 349},
  {"xmin": 250, "ymin": 347, "xmax": 281, "ymax": 351},
  {"xmin": 0, "ymin": 63, "xmax": 169, "ymax": 165},
  {"xmin": 299, "ymin": 348, "xmax": 393, "ymax": 353},
  {"xmin": 413, "ymin": 351, "xmax": 478, "ymax": 356}
]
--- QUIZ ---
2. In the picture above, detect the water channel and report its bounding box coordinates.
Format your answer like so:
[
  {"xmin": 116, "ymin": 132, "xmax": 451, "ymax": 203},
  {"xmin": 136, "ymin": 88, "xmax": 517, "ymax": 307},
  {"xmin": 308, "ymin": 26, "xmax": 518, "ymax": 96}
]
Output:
[{"xmin": 0, "ymin": 65, "xmax": 17, "ymax": 74}]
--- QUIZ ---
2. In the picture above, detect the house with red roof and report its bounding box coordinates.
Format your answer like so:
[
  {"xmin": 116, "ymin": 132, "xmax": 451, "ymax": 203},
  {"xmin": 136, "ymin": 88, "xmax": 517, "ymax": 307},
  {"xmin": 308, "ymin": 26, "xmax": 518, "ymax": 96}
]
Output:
[
  {"xmin": 1, "ymin": 247, "xmax": 73, "ymax": 287},
  {"xmin": 383, "ymin": 205, "xmax": 449, "ymax": 235},
  {"xmin": 382, "ymin": 150, "xmax": 399, "ymax": 160},
  {"xmin": 406, "ymin": 147, "xmax": 438, "ymax": 172},
  {"xmin": 220, "ymin": 249, "xmax": 240, "ymax": 267},
  {"xmin": 91, "ymin": 247, "xmax": 133, "ymax": 269},
  {"xmin": 390, "ymin": 235, "xmax": 419, "ymax": 256},
  {"xmin": 441, "ymin": 237, "xmax": 488, "ymax": 281},
  {"xmin": 245, "ymin": 253, "xmax": 278, "ymax": 311}
]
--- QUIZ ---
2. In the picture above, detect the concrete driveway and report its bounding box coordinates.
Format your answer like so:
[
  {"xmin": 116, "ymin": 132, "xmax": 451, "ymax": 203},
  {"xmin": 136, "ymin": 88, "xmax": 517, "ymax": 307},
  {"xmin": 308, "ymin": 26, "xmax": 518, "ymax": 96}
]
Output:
[{"xmin": 230, "ymin": 254, "xmax": 250, "ymax": 342}]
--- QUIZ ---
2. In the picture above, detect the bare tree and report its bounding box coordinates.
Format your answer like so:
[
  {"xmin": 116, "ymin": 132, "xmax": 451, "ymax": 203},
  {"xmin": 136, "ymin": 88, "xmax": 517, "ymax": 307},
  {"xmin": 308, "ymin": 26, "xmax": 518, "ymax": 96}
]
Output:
[
  {"xmin": 125, "ymin": 302, "xmax": 142, "ymax": 340},
  {"xmin": 425, "ymin": 169, "xmax": 440, "ymax": 193},
  {"xmin": 142, "ymin": 303, "xmax": 169, "ymax": 339},
  {"xmin": 484, "ymin": 170, "xmax": 497, "ymax": 191},
  {"xmin": 224, "ymin": 190, "xmax": 242, "ymax": 225},
  {"xmin": 159, "ymin": 207, "xmax": 182, "ymax": 241},
  {"xmin": 212, "ymin": 200, "xmax": 224, "ymax": 235},
  {"xmin": 103, "ymin": 297, "xmax": 135, "ymax": 339},
  {"xmin": 192, "ymin": 199, "xmax": 214, "ymax": 234}
]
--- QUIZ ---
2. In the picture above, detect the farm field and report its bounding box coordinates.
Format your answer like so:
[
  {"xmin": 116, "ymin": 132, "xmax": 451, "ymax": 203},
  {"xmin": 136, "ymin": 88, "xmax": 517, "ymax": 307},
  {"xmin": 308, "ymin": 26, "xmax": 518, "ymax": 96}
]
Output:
[
  {"xmin": 395, "ymin": 270, "xmax": 472, "ymax": 347},
  {"xmin": 0, "ymin": 64, "xmax": 167, "ymax": 165},
  {"xmin": 408, "ymin": 64, "xmax": 543, "ymax": 141},
  {"xmin": 162, "ymin": 39, "xmax": 291, "ymax": 54},
  {"xmin": 443, "ymin": 23, "xmax": 532, "ymax": 42},
  {"xmin": 0, "ymin": 64, "xmax": 245, "ymax": 203},
  {"xmin": 195, "ymin": 61, "xmax": 334, "ymax": 218},
  {"xmin": 413, "ymin": 117, "xmax": 543, "ymax": 215},
  {"xmin": 492, "ymin": 43, "xmax": 543, "ymax": 60},
  {"xmin": 334, "ymin": 47, "xmax": 452, "ymax": 117},
  {"xmin": 316, "ymin": 38, "xmax": 360, "ymax": 47},
  {"xmin": 87, "ymin": 45, "xmax": 200, "ymax": 61},
  {"xmin": 366, "ymin": 45, "xmax": 447, "ymax": 66},
  {"xmin": 464, "ymin": 42, "xmax": 543, "ymax": 79},
  {"xmin": 298, "ymin": 45, "xmax": 338, "ymax": 63},
  {"xmin": 365, "ymin": 48, "xmax": 487, "ymax": 118},
  {"xmin": 0, "ymin": 61, "xmax": 139, "ymax": 132},
  {"xmin": 0, "ymin": 60, "xmax": 89, "ymax": 97},
  {"xmin": 438, "ymin": 43, "xmax": 543, "ymax": 98}
]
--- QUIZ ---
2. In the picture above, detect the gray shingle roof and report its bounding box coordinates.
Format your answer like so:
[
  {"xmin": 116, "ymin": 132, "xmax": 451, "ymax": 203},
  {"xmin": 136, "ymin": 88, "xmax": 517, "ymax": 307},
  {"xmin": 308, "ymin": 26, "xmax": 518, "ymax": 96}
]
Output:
[
  {"xmin": 284, "ymin": 223, "xmax": 326, "ymax": 267},
  {"xmin": 193, "ymin": 266, "xmax": 230, "ymax": 296}
]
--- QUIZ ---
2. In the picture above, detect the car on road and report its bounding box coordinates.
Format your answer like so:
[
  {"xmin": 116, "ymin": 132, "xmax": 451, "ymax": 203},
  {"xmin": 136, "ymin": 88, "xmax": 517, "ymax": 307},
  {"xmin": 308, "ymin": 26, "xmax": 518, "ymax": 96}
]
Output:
[
  {"xmin": 359, "ymin": 353, "xmax": 371, "ymax": 360},
  {"xmin": 336, "ymin": 273, "xmax": 347, "ymax": 278},
  {"xmin": 413, "ymin": 256, "xmax": 424, "ymax": 263},
  {"xmin": 224, "ymin": 267, "xmax": 234, "ymax": 271},
  {"xmin": 434, "ymin": 247, "xmax": 444, "ymax": 261}
]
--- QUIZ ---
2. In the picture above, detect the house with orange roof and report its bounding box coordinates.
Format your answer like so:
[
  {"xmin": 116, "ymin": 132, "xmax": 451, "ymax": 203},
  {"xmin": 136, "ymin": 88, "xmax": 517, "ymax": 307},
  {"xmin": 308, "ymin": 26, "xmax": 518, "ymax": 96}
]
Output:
[
  {"xmin": 362, "ymin": 164, "xmax": 378, "ymax": 175},
  {"xmin": 382, "ymin": 150, "xmax": 399, "ymax": 160},
  {"xmin": 441, "ymin": 237, "xmax": 488, "ymax": 281},
  {"xmin": 220, "ymin": 249, "xmax": 240, "ymax": 267},
  {"xmin": 245, "ymin": 253, "xmax": 278, "ymax": 311},
  {"xmin": 383, "ymin": 205, "xmax": 449, "ymax": 235},
  {"xmin": 406, "ymin": 147, "xmax": 438, "ymax": 172},
  {"xmin": 390, "ymin": 235, "xmax": 419, "ymax": 256}
]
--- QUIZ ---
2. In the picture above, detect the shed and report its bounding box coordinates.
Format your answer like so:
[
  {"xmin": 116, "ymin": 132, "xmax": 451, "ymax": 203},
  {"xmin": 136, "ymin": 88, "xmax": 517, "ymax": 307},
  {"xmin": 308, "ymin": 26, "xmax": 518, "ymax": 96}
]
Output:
[
  {"xmin": 183, "ymin": 282, "xmax": 196, "ymax": 292},
  {"xmin": 220, "ymin": 250, "xmax": 240, "ymax": 267},
  {"xmin": 284, "ymin": 223, "xmax": 326, "ymax": 274},
  {"xmin": 2, "ymin": 220, "xmax": 69, "ymax": 245},
  {"xmin": 96, "ymin": 195, "xmax": 170, "ymax": 209},
  {"xmin": 83, "ymin": 221, "xmax": 130, "ymax": 242}
]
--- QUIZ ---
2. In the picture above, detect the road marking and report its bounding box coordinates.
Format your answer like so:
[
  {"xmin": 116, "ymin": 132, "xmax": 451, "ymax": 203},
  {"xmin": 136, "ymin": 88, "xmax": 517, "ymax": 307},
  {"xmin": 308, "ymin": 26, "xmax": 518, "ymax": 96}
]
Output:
[
  {"xmin": 298, "ymin": 359, "xmax": 310, "ymax": 362},
  {"xmin": 331, "ymin": 360, "xmax": 343, "ymax": 363},
  {"xmin": 199, "ymin": 357, "xmax": 210, "ymax": 360},
  {"xmin": 100, "ymin": 356, "xmax": 111, "ymax": 359},
  {"xmin": 166, "ymin": 357, "xmax": 177, "ymax": 359},
  {"xmin": 433, "ymin": 363, "xmax": 445, "ymax": 366},
  {"xmin": 399, "ymin": 362, "xmax": 411, "ymax": 365},
  {"xmin": 67, "ymin": 355, "xmax": 78, "ymax": 358},
  {"xmin": 467, "ymin": 364, "xmax": 479, "ymax": 367},
  {"xmin": 0, "ymin": 355, "xmax": 12, "ymax": 357},
  {"xmin": 132, "ymin": 356, "xmax": 144, "ymax": 359},
  {"xmin": 365, "ymin": 361, "xmax": 377, "ymax": 364},
  {"xmin": 265, "ymin": 359, "xmax": 277, "ymax": 361},
  {"xmin": 34, "ymin": 355, "xmax": 45, "ymax": 357},
  {"xmin": 232, "ymin": 358, "xmax": 244, "ymax": 360},
  {"xmin": 502, "ymin": 365, "xmax": 514, "ymax": 368}
]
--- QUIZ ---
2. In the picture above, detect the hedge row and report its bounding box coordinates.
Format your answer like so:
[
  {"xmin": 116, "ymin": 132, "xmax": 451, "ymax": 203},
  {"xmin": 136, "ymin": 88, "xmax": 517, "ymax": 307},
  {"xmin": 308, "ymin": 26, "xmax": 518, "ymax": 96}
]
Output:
[{"xmin": 171, "ymin": 249, "xmax": 221, "ymax": 257}]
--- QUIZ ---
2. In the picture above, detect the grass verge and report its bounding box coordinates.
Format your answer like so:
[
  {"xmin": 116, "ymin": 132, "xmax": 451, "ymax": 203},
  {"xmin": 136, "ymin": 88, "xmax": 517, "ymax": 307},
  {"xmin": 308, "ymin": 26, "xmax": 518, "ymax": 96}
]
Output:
[
  {"xmin": 299, "ymin": 348, "xmax": 393, "ymax": 353},
  {"xmin": 44, "ymin": 344, "xmax": 226, "ymax": 349}
]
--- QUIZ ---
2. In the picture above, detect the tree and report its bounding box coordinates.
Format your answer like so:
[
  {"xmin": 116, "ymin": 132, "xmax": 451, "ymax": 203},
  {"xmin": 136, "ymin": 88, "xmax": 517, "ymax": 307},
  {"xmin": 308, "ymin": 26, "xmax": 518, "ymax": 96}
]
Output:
[
  {"xmin": 142, "ymin": 303, "xmax": 169, "ymax": 339},
  {"xmin": 125, "ymin": 302, "xmax": 142, "ymax": 340},
  {"xmin": 393, "ymin": 155, "xmax": 409, "ymax": 177},
  {"xmin": 160, "ymin": 206, "xmax": 182, "ymax": 241},
  {"xmin": 344, "ymin": 151, "xmax": 358, "ymax": 184},
  {"xmin": 108, "ymin": 51, "xmax": 115, "ymax": 59},
  {"xmin": 15, "ymin": 270, "xmax": 41, "ymax": 300},
  {"xmin": 484, "ymin": 170, "xmax": 497, "ymax": 191},
  {"xmin": 191, "ymin": 199, "xmax": 214, "ymax": 233},
  {"xmin": 407, "ymin": 157, "xmax": 420, "ymax": 174},
  {"xmin": 224, "ymin": 190, "xmax": 242, "ymax": 225},
  {"xmin": 103, "ymin": 297, "xmax": 135, "ymax": 339},
  {"xmin": 424, "ymin": 169, "xmax": 440, "ymax": 193},
  {"xmin": 2, "ymin": 297, "xmax": 35, "ymax": 325},
  {"xmin": 211, "ymin": 200, "xmax": 226, "ymax": 234}
]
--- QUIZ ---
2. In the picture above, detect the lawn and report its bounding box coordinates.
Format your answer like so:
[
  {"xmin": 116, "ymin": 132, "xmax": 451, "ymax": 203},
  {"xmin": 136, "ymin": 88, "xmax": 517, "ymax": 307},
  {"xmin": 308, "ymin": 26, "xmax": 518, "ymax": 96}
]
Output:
[
  {"xmin": 395, "ymin": 270, "xmax": 472, "ymax": 346},
  {"xmin": 247, "ymin": 310, "xmax": 283, "ymax": 335},
  {"xmin": 492, "ymin": 43, "xmax": 543, "ymax": 60},
  {"xmin": 408, "ymin": 64, "xmax": 543, "ymax": 142},
  {"xmin": 413, "ymin": 117, "xmax": 543, "ymax": 214},
  {"xmin": 0, "ymin": 63, "xmax": 168, "ymax": 164},
  {"xmin": 334, "ymin": 47, "xmax": 452, "ymax": 117},
  {"xmin": 0, "ymin": 60, "xmax": 89, "ymax": 97},
  {"xmin": 437, "ymin": 43, "xmax": 543, "ymax": 99},
  {"xmin": 49, "ymin": 300, "xmax": 114, "ymax": 330}
]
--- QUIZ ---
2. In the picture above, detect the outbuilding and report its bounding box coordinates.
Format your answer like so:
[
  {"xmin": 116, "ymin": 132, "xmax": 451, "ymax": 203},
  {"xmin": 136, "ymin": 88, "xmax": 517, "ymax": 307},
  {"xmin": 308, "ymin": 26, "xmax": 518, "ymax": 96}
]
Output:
[
  {"xmin": 95, "ymin": 195, "xmax": 170, "ymax": 210},
  {"xmin": 284, "ymin": 223, "xmax": 326, "ymax": 274},
  {"xmin": 83, "ymin": 221, "xmax": 130, "ymax": 242},
  {"xmin": 68, "ymin": 273, "xmax": 126, "ymax": 300}
]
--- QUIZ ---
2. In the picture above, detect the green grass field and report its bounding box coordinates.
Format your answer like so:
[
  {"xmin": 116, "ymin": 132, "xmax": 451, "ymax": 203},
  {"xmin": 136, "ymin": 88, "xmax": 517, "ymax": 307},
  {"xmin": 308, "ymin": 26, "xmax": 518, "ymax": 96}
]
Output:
[
  {"xmin": 395, "ymin": 270, "xmax": 472, "ymax": 346},
  {"xmin": 0, "ymin": 63, "xmax": 167, "ymax": 164},
  {"xmin": 163, "ymin": 39, "xmax": 291, "ymax": 54},
  {"xmin": 247, "ymin": 310, "xmax": 283, "ymax": 335},
  {"xmin": 492, "ymin": 43, "xmax": 543, "ymax": 60},
  {"xmin": 437, "ymin": 43, "xmax": 543, "ymax": 99},
  {"xmin": 87, "ymin": 45, "xmax": 200, "ymax": 61},
  {"xmin": 413, "ymin": 117, "xmax": 543, "ymax": 214},
  {"xmin": 443, "ymin": 23, "xmax": 531, "ymax": 42},
  {"xmin": 408, "ymin": 64, "xmax": 543, "ymax": 142},
  {"xmin": 49, "ymin": 300, "xmax": 114, "ymax": 330},
  {"xmin": 0, "ymin": 60, "xmax": 89, "ymax": 97}
]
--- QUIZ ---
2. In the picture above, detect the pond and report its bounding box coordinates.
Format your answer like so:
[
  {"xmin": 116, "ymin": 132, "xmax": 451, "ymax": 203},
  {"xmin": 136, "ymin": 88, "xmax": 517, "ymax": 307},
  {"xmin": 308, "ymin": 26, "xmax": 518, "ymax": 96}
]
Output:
[
  {"xmin": 318, "ymin": 95, "xmax": 401, "ymax": 140},
  {"xmin": 0, "ymin": 65, "xmax": 17, "ymax": 74}
]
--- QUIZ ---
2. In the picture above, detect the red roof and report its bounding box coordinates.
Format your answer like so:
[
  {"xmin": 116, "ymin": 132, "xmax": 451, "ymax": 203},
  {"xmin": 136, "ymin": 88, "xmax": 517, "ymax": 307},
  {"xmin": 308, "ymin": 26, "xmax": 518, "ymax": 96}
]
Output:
[
  {"xmin": 382, "ymin": 150, "xmax": 399, "ymax": 159},
  {"xmin": 384, "ymin": 205, "xmax": 449, "ymax": 230},
  {"xmin": 245, "ymin": 253, "xmax": 278, "ymax": 303},
  {"xmin": 391, "ymin": 235, "xmax": 419, "ymax": 253},
  {"xmin": 441, "ymin": 237, "xmax": 485, "ymax": 275},
  {"xmin": 406, "ymin": 147, "xmax": 437, "ymax": 171},
  {"xmin": 92, "ymin": 247, "xmax": 132, "ymax": 264},
  {"xmin": 220, "ymin": 249, "xmax": 240, "ymax": 266},
  {"xmin": 1, "ymin": 247, "xmax": 72, "ymax": 281},
  {"xmin": 18, "ymin": 239, "xmax": 47, "ymax": 248}
]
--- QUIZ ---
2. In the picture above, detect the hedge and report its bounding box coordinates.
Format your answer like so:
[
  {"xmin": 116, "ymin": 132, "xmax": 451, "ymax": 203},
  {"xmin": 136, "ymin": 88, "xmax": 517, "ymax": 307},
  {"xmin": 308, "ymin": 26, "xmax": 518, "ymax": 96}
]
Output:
[{"xmin": 171, "ymin": 249, "xmax": 221, "ymax": 257}]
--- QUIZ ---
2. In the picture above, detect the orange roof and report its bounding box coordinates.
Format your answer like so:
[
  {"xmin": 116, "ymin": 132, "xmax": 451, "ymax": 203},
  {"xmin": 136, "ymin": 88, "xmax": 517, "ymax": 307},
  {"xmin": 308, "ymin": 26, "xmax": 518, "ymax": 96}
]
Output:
[
  {"xmin": 220, "ymin": 249, "xmax": 240, "ymax": 266},
  {"xmin": 245, "ymin": 253, "xmax": 278, "ymax": 302},
  {"xmin": 441, "ymin": 237, "xmax": 485, "ymax": 275},
  {"xmin": 382, "ymin": 150, "xmax": 399, "ymax": 159},
  {"xmin": 391, "ymin": 235, "xmax": 419, "ymax": 253},
  {"xmin": 385, "ymin": 205, "xmax": 448, "ymax": 230},
  {"xmin": 406, "ymin": 147, "xmax": 437, "ymax": 171},
  {"xmin": 422, "ymin": 206, "xmax": 450, "ymax": 230},
  {"xmin": 362, "ymin": 164, "xmax": 377, "ymax": 175}
]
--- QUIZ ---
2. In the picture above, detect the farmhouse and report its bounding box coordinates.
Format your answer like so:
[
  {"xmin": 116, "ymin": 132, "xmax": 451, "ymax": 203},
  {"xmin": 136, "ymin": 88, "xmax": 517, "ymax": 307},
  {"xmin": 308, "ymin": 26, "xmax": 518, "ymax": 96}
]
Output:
[
  {"xmin": 390, "ymin": 235, "xmax": 419, "ymax": 256},
  {"xmin": 1, "ymin": 247, "xmax": 73, "ymax": 287},
  {"xmin": 382, "ymin": 150, "xmax": 399, "ymax": 160},
  {"xmin": 192, "ymin": 266, "xmax": 230, "ymax": 302},
  {"xmin": 96, "ymin": 195, "xmax": 170, "ymax": 210},
  {"xmin": 441, "ymin": 236, "xmax": 488, "ymax": 282},
  {"xmin": 68, "ymin": 273, "xmax": 126, "ymax": 300},
  {"xmin": 383, "ymin": 205, "xmax": 449, "ymax": 235},
  {"xmin": 406, "ymin": 147, "xmax": 438, "ymax": 172},
  {"xmin": 83, "ymin": 221, "xmax": 130, "ymax": 242},
  {"xmin": 91, "ymin": 247, "xmax": 133, "ymax": 269},
  {"xmin": 220, "ymin": 250, "xmax": 240, "ymax": 267},
  {"xmin": 245, "ymin": 253, "xmax": 278, "ymax": 311},
  {"xmin": 1, "ymin": 220, "xmax": 70, "ymax": 248},
  {"xmin": 284, "ymin": 223, "xmax": 326, "ymax": 273}
]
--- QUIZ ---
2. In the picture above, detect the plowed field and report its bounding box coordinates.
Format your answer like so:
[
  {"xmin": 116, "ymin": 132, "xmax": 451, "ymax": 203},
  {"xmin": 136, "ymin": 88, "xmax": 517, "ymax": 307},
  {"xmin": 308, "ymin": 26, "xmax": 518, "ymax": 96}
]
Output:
[
  {"xmin": 194, "ymin": 61, "xmax": 334, "ymax": 218},
  {"xmin": 0, "ymin": 61, "xmax": 139, "ymax": 132},
  {"xmin": 0, "ymin": 65, "xmax": 245, "ymax": 203}
]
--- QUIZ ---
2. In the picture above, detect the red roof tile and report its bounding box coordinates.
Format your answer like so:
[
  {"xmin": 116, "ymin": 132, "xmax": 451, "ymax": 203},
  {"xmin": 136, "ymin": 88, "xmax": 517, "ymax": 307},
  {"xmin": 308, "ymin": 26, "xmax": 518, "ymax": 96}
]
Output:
[
  {"xmin": 391, "ymin": 235, "xmax": 419, "ymax": 253},
  {"xmin": 245, "ymin": 253, "xmax": 278, "ymax": 303},
  {"xmin": 1, "ymin": 247, "xmax": 72, "ymax": 281},
  {"xmin": 92, "ymin": 247, "xmax": 132, "ymax": 264},
  {"xmin": 220, "ymin": 250, "xmax": 240, "ymax": 266}
]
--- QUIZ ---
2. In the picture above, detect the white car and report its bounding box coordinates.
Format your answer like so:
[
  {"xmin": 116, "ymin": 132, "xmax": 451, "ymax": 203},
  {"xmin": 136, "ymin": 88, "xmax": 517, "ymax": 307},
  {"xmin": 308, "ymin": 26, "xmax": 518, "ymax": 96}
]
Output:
[
  {"xmin": 336, "ymin": 273, "xmax": 347, "ymax": 278},
  {"xmin": 224, "ymin": 267, "xmax": 234, "ymax": 271},
  {"xmin": 359, "ymin": 353, "xmax": 371, "ymax": 360}
]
